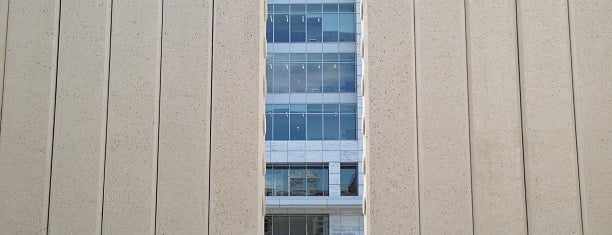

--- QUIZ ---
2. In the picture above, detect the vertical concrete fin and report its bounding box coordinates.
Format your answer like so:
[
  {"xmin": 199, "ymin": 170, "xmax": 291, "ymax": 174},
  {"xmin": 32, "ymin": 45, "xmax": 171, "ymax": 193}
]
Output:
[
  {"xmin": 0, "ymin": 0, "xmax": 60, "ymax": 234},
  {"xmin": 363, "ymin": 0, "xmax": 419, "ymax": 234},
  {"xmin": 415, "ymin": 0, "xmax": 473, "ymax": 233},
  {"xmin": 156, "ymin": 0, "xmax": 213, "ymax": 234},
  {"xmin": 47, "ymin": 1, "xmax": 112, "ymax": 234},
  {"xmin": 466, "ymin": 0, "xmax": 528, "ymax": 233},
  {"xmin": 517, "ymin": 0, "xmax": 583, "ymax": 233},
  {"xmin": 208, "ymin": 0, "xmax": 265, "ymax": 234},
  {"xmin": 102, "ymin": 0, "xmax": 162, "ymax": 234},
  {"xmin": 568, "ymin": 0, "xmax": 612, "ymax": 233}
]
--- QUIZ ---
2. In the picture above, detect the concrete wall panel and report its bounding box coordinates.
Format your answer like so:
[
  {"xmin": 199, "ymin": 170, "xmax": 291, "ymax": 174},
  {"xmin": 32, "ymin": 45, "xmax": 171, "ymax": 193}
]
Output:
[
  {"xmin": 0, "ymin": 1, "xmax": 60, "ymax": 233},
  {"xmin": 156, "ymin": 0, "xmax": 212, "ymax": 234},
  {"xmin": 415, "ymin": 0, "xmax": 473, "ymax": 234},
  {"xmin": 465, "ymin": 0, "xmax": 527, "ymax": 234},
  {"xmin": 362, "ymin": 0, "xmax": 419, "ymax": 234},
  {"xmin": 517, "ymin": 0, "xmax": 583, "ymax": 233},
  {"xmin": 102, "ymin": 1, "xmax": 162, "ymax": 234},
  {"xmin": 47, "ymin": 1, "xmax": 111, "ymax": 234},
  {"xmin": 209, "ymin": 0, "xmax": 265, "ymax": 233},
  {"xmin": 569, "ymin": 0, "xmax": 612, "ymax": 233}
]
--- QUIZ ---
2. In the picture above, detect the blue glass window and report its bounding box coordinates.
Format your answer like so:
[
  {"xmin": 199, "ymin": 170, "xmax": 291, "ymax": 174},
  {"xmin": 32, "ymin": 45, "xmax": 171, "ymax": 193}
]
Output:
[
  {"xmin": 273, "ymin": 14, "xmax": 289, "ymax": 42},
  {"xmin": 340, "ymin": 163, "xmax": 358, "ymax": 196},
  {"xmin": 306, "ymin": 63, "xmax": 322, "ymax": 93},
  {"xmin": 273, "ymin": 63, "xmax": 289, "ymax": 93},
  {"xmin": 323, "ymin": 114, "xmax": 339, "ymax": 140},
  {"xmin": 339, "ymin": 63, "xmax": 355, "ymax": 92},
  {"xmin": 338, "ymin": 14, "xmax": 355, "ymax": 42},
  {"xmin": 322, "ymin": 13, "xmax": 338, "ymax": 42},
  {"xmin": 290, "ymin": 63, "xmax": 306, "ymax": 93},
  {"xmin": 266, "ymin": 164, "xmax": 329, "ymax": 196},
  {"xmin": 266, "ymin": 103, "xmax": 356, "ymax": 140}
]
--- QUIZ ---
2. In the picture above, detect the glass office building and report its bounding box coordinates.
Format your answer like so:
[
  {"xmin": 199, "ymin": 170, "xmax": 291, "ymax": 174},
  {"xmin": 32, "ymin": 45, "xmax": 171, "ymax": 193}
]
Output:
[{"xmin": 264, "ymin": 1, "xmax": 363, "ymax": 234}]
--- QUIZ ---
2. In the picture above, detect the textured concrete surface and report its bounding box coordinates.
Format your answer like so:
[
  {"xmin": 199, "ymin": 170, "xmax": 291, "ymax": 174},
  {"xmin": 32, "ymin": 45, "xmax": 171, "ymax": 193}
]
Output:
[
  {"xmin": 0, "ymin": 1, "xmax": 60, "ymax": 234},
  {"xmin": 517, "ymin": 0, "xmax": 583, "ymax": 234},
  {"xmin": 362, "ymin": 0, "xmax": 419, "ymax": 234},
  {"xmin": 415, "ymin": 0, "xmax": 473, "ymax": 234},
  {"xmin": 569, "ymin": 0, "xmax": 612, "ymax": 233},
  {"xmin": 47, "ymin": 1, "xmax": 111, "ymax": 234},
  {"xmin": 466, "ymin": 0, "xmax": 528, "ymax": 234},
  {"xmin": 208, "ymin": 0, "xmax": 265, "ymax": 233},
  {"xmin": 156, "ymin": 0, "xmax": 212, "ymax": 234},
  {"xmin": 102, "ymin": 0, "xmax": 162, "ymax": 234}
]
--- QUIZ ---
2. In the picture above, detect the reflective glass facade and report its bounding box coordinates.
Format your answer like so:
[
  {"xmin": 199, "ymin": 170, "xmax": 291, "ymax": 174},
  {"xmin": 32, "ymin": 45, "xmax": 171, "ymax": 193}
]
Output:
[
  {"xmin": 267, "ymin": 4, "xmax": 356, "ymax": 43},
  {"xmin": 266, "ymin": 164, "xmax": 329, "ymax": 196},
  {"xmin": 265, "ymin": 214, "xmax": 330, "ymax": 235},
  {"xmin": 265, "ymin": 104, "xmax": 357, "ymax": 140},
  {"xmin": 340, "ymin": 163, "xmax": 358, "ymax": 196},
  {"xmin": 266, "ymin": 53, "xmax": 356, "ymax": 94}
]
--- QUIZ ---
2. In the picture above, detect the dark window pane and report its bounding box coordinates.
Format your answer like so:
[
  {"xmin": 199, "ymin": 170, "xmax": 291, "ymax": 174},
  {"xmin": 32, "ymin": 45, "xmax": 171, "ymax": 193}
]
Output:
[
  {"xmin": 273, "ymin": 215, "xmax": 290, "ymax": 235},
  {"xmin": 264, "ymin": 216, "xmax": 273, "ymax": 235},
  {"xmin": 290, "ymin": 114, "xmax": 306, "ymax": 140},
  {"xmin": 291, "ymin": 53, "xmax": 307, "ymax": 62},
  {"xmin": 290, "ymin": 4, "xmax": 305, "ymax": 13},
  {"xmin": 338, "ymin": 14, "xmax": 355, "ymax": 42},
  {"xmin": 322, "ymin": 63, "xmax": 338, "ymax": 92},
  {"xmin": 322, "ymin": 13, "xmax": 338, "ymax": 42},
  {"xmin": 323, "ymin": 53, "xmax": 338, "ymax": 62},
  {"xmin": 265, "ymin": 167, "xmax": 274, "ymax": 196},
  {"xmin": 323, "ymin": 4, "xmax": 338, "ymax": 12},
  {"xmin": 274, "ymin": 63, "xmax": 290, "ymax": 93},
  {"xmin": 274, "ymin": 14, "xmax": 289, "ymax": 42},
  {"xmin": 322, "ymin": 104, "xmax": 339, "ymax": 113},
  {"xmin": 341, "ymin": 164, "xmax": 358, "ymax": 196},
  {"xmin": 266, "ymin": 63, "xmax": 273, "ymax": 93},
  {"xmin": 290, "ymin": 63, "xmax": 306, "ymax": 93},
  {"xmin": 339, "ymin": 3, "xmax": 355, "ymax": 12},
  {"xmin": 275, "ymin": 4, "xmax": 289, "ymax": 13},
  {"xmin": 323, "ymin": 114, "xmax": 339, "ymax": 140},
  {"xmin": 275, "ymin": 53, "xmax": 290, "ymax": 62},
  {"xmin": 307, "ymin": 4, "xmax": 322, "ymax": 13},
  {"xmin": 306, "ymin": 114, "xmax": 322, "ymax": 140},
  {"xmin": 267, "ymin": 4, "xmax": 274, "ymax": 13},
  {"xmin": 339, "ymin": 104, "xmax": 356, "ymax": 113},
  {"xmin": 339, "ymin": 63, "xmax": 355, "ymax": 92},
  {"xmin": 265, "ymin": 113, "xmax": 273, "ymax": 140},
  {"xmin": 291, "ymin": 216, "xmax": 308, "ymax": 235},
  {"xmin": 274, "ymin": 166, "xmax": 289, "ymax": 196},
  {"xmin": 272, "ymin": 104, "xmax": 289, "ymax": 113},
  {"xmin": 273, "ymin": 114, "xmax": 289, "ymax": 140},
  {"xmin": 309, "ymin": 215, "xmax": 329, "ymax": 235},
  {"xmin": 307, "ymin": 166, "xmax": 329, "ymax": 196},
  {"xmin": 307, "ymin": 104, "xmax": 322, "ymax": 113},
  {"xmin": 290, "ymin": 104, "xmax": 306, "ymax": 113},
  {"xmin": 340, "ymin": 114, "xmax": 356, "ymax": 140},
  {"xmin": 306, "ymin": 63, "xmax": 322, "ymax": 93},
  {"xmin": 306, "ymin": 53, "xmax": 322, "ymax": 62},
  {"xmin": 291, "ymin": 14, "xmax": 306, "ymax": 42},
  {"xmin": 338, "ymin": 53, "xmax": 355, "ymax": 62},
  {"xmin": 267, "ymin": 14, "xmax": 274, "ymax": 42},
  {"xmin": 290, "ymin": 166, "xmax": 307, "ymax": 196},
  {"xmin": 306, "ymin": 14, "xmax": 322, "ymax": 42}
]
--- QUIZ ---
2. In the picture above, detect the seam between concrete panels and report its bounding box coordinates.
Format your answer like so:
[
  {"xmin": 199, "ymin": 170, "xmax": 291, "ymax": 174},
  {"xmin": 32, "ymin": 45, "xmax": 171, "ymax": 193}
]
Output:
[
  {"xmin": 154, "ymin": 0, "xmax": 164, "ymax": 233},
  {"xmin": 462, "ymin": 0, "xmax": 475, "ymax": 233},
  {"xmin": 411, "ymin": 0, "xmax": 421, "ymax": 234},
  {"xmin": 514, "ymin": 0, "xmax": 530, "ymax": 233},
  {"xmin": 0, "ymin": 0, "xmax": 9, "ymax": 136},
  {"xmin": 46, "ymin": 0, "xmax": 62, "ymax": 233},
  {"xmin": 207, "ymin": 0, "xmax": 215, "ymax": 234},
  {"xmin": 101, "ymin": 0, "xmax": 114, "ymax": 233},
  {"xmin": 565, "ymin": 1, "xmax": 585, "ymax": 233}
]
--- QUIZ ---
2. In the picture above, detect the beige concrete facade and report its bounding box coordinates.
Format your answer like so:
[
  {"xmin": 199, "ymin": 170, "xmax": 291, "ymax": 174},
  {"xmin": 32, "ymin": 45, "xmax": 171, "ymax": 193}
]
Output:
[
  {"xmin": 0, "ymin": 0, "xmax": 611, "ymax": 234},
  {"xmin": 363, "ymin": 0, "xmax": 611, "ymax": 234},
  {"xmin": 0, "ymin": 0, "xmax": 265, "ymax": 234}
]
